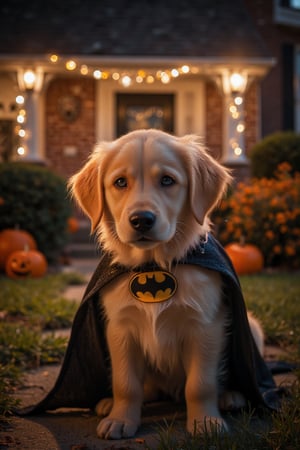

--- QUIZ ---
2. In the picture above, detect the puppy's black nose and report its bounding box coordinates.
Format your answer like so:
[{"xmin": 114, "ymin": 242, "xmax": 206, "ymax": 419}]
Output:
[{"xmin": 129, "ymin": 211, "xmax": 156, "ymax": 232}]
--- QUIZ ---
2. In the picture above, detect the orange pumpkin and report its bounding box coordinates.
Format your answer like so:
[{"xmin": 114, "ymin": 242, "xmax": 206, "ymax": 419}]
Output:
[
  {"xmin": 224, "ymin": 242, "xmax": 264, "ymax": 275},
  {"xmin": 0, "ymin": 228, "xmax": 37, "ymax": 270},
  {"xmin": 67, "ymin": 216, "xmax": 79, "ymax": 234},
  {"xmin": 5, "ymin": 249, "xmax": 48, "ymax": 279}
]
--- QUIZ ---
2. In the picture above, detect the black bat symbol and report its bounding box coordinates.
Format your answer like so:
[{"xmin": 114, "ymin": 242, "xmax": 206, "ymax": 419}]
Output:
[{"xmin": 129, "ymin": 271, "xmax": 177, "ymax": 303}]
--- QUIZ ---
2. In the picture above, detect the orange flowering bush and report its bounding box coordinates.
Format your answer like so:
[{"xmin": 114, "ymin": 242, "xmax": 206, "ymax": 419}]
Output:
[{"xmin": 213, "ymin": 163, "xmax": 300, "ymax": 268}]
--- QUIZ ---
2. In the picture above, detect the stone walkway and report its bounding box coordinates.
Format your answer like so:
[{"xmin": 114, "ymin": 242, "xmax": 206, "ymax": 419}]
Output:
[{"xmin": 0, "ymin": 258, "xmax": 297, "ymax": 450}]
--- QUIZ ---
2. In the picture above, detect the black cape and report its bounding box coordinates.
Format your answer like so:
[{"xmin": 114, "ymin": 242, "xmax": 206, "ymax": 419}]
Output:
[{"xmin": 20, "ymin": 233, "xmax": 280, "ymax": 415}]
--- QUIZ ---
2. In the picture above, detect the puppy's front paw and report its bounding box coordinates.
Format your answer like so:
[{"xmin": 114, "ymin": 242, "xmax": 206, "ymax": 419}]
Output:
[
  {"xmin": 219, "ymin": 390, "xmax": 246, "ymax": 411},
  {"xmin": 95, "ymin": 397, "xmax": 113, "ymax": 417},
  {"xmin": 97, "ymin": 416, "xmax": 139, "ymax": 440}
]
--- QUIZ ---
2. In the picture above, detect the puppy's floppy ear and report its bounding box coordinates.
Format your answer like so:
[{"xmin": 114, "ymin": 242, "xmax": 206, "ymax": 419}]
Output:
[
  {"xmin": 185, "ymin": 136, "xmax": 232, "ymax": 225},
  {"xmin": 68, "ymin": 154, "xmax": 103, "ymax": 233}
]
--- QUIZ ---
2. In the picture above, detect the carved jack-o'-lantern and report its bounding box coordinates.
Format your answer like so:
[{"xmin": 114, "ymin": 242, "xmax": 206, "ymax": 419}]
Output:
[
  {"xmin": 5, "ymin": 249, "xmax": 48, "ymax": 279},
  {"xmin": 0, "ymin": 228, "xmax": 37, "ymax": 270}
]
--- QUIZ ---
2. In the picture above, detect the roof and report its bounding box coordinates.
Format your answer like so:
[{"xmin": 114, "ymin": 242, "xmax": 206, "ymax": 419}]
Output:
[{"xmin": 0, "ymin": 0, "xmax": 271, "ymax": 60}]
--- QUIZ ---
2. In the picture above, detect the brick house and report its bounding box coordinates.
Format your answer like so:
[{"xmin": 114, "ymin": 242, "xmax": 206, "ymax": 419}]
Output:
[
  {"xmin": 245, "ymin": 0, "xmax": 300, "ymax": 136},
  {"xmin": 0, "ymin": 0, "xmax": 298, "ymax": 182}
]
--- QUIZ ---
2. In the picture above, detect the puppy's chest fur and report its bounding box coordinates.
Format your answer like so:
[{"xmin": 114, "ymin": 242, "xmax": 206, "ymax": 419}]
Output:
[{"xmin": 101, "ymin": 265, "xmax": 225, "ymax": 375}]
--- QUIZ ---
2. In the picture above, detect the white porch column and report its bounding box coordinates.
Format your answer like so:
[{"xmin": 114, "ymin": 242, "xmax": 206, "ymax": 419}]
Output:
[
  {"xmin": 17, "ymin": 68, "xmax": 45, "ymax": 162},
  {"xmin": 217, "ymin": 70, "xmax": 249, "ymax": 164},
  {"xmin": 222, "ymin": 92, "xmax": 247, "ymax": 164}
]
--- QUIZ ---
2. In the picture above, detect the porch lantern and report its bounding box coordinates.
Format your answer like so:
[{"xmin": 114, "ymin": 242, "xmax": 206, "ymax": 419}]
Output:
[
  {"xmin": 17, "ymin": 68, "xmax": 44, "ymax": 92},
  {"xmin": 16, "ymin": 68, "xmax": 44, "ymax": 161},
  {"xmin": 220, "ymin": 70, "xmax": 247, "ymax": 95},
  {"xmin": 23, "ymin": 70, "xmax": 37, "ymax": 90},
  {"xmin": 220, "ymin": 70, "xmax": 248, "ymax": 164}
]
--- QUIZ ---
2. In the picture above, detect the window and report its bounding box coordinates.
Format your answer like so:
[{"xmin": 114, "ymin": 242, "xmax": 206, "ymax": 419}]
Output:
[
  {"xmin": 290, "ymin": 0, "xmax": 300, "ymax": 9},
  {"xmin": 274, "ymin": 0, "xmax": 300, "ymax": 26}
]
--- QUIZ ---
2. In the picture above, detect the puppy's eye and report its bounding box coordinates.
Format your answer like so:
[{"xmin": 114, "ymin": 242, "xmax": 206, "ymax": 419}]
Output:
[
  {"xmin": 114, "ymin": 177, "xmax": 127, "ymax": 188},
  {"xmin": 160, "ymin": 175, "xmax": 175, "ymax": 187}
]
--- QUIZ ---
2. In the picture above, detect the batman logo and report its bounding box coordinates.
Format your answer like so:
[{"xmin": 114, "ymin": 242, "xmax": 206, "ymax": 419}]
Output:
[{"xmin": 129, "ymin": 270, "xmax": 177, "ymax": 303}]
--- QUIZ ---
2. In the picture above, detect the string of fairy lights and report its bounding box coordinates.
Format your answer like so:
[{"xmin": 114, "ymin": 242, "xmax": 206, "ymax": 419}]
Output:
[
  {"xmin": 13, "ymin": 55, "xmax": 196, "ymax": 157},
  {"xmin": 228, "ymin": 94, "xmax": 246, "ymax": 158},
  {"xmin": 15, "ymin": 94, "xmax": 27, "ymax": 157},
  {"xmin": 50, "ymin": 53, "xmax": 195, "ymax": 86},
  {"xmin": 12, "ymin": 55, "xmax": 246, "ymax": 159}
]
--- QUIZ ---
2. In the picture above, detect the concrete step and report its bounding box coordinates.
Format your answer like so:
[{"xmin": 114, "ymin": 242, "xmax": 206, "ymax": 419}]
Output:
[
  {"xmin": 67, "ymin": 242, "xmax": 100, "ymax": 258},
  {"xmin": 67, "ymin": 219, "xmax": 99, "ymax": 258},
  {"xmin": 70, "ymin": 219, "xmax": 91, "ymax": 242}
]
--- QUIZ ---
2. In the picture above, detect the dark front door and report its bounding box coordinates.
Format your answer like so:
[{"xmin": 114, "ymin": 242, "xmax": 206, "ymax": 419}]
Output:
[{"xmin": 116, "ymin": 93, "xmax": 174, "ymax": 136}]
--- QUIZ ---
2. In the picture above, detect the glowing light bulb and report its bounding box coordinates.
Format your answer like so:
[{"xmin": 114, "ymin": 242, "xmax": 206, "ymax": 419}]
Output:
[
  {"xmin": 230, "ymin": 73, "xmax": 244, "ymax": 92},
  {"xmin": 146, "ymin": 75, "xmax": 154, "ymax": 84},
  {"xmin": 23, "ymin": 70, "xmax": 36, "ymax": 89},
  {"xmin": 234, "ymin": 147, "xmax": 243, "ymax": 156},
  {"xmin": 66, "ymin": 60, "xmax": 77, "ymax": 71},
  {"xmin": 121, "ymin": 75, "xmax": 132, "ymax": 87},
  {"xmin": 16, "ymin": 95, "xmax": 25, "ymax": 105},
  {"xmin": 50, "ymin": 54, "xmax": 58, "ymax": 63},
  {"xmin": 181, "ymin": 65, "xmax": 190, "ymax": 73},
  {"xmin": 237, "ymin": 123, "xmax": 245, "ymax": 133},
  {"xmin": 160, "ymin": 72, "xmax": 170, "ymax": 84},
  {"xmin": 17, "ymin": 115, "xmax": 25, "ymax": 124},
  {"xmin": 137, "ymin": 70, "xmax": 146, "ymax": 78},
  {"xmin": 93, "ymin": 70, "xmax": 102, "ymax": 79},
  {"xmin": 234, "ymin": 96, "xmax": 243, "ymax": 106},
  {"xmin": 80, "ymin": 65, "xmax": 89, "ymax": 75}
]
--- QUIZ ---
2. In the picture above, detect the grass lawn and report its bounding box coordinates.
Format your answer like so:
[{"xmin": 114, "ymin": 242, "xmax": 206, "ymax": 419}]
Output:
[
  {"xmin": 241, "ymin": 272, "xmax": 300, "ymax": 353},
  {"xmin": 0, "ymin": 270, "xmax": 299, "ymax": 449},
  {"xmin": 0, "ymin": 271, "xmax": 84, "ymax": 417}
]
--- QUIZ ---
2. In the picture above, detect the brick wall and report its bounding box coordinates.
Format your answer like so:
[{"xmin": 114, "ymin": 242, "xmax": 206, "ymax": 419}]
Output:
[
  {"xmin": 205, "ymin": 80, "xmax": 223, "ymax": 160},
  {"xmin": 45, "ymin": 77, "xmax": 96, "ymax": 179},
  {"xmin": 245, "ymin": 80, "xmax": 260, "ymax": 154}
]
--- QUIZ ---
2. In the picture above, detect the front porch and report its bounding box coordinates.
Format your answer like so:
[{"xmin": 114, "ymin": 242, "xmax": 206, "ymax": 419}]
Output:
[{"xmin": 0, "ymin": 57, "xmax": 272, "ymax": 181}]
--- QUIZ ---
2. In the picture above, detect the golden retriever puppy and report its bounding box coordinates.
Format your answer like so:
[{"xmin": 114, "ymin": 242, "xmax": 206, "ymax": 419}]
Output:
[{"xmin": 69, "ymin": 129, "xmax": 263, "ymax": 439}]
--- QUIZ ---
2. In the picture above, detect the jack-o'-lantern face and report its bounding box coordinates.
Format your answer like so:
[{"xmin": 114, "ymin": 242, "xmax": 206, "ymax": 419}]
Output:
[
  {"xmin": 5, "ymin": 250, "xmax": 48, "ymax": 279},
  {"xmin": 8, "ymin": 254, "xmax": 32, "ymax": 277},
  {"xmin": 0, "ymin": 228, "xmax": 37, "ymax": 270}
]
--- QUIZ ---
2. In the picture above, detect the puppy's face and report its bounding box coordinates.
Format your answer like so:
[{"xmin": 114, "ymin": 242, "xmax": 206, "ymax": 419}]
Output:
[
  {"xmin": 103, "ymin": 136, "xmax": 188, "ymax": 249},
  {"xmin": 69, "ymin": 130, "xmax": 231, "ymax": 265}
]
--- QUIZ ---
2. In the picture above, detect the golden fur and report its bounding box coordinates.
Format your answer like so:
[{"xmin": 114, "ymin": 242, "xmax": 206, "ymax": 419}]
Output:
[{"xmin": 69, "ymin": 129, "xmax": 263, "ymax": 440}]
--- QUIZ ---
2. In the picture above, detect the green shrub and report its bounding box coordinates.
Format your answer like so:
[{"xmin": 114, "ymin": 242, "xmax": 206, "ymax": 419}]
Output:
[
  {"xmin": 0, "ymin": 162, "xmax": 72, "ymax": 262},
  {"xmin": 249, "ymin": 131, "xmax": 300, "ymax": 178}
]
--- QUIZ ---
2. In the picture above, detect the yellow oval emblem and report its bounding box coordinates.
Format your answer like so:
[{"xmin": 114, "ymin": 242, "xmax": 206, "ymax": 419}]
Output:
[{"xmin": 129, "ymin": 270, "xmax": 177, "ymax": 303}]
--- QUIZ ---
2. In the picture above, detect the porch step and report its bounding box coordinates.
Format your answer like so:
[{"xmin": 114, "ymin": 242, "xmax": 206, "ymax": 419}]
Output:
[
  {"xmin": 67, "ymin": 219, "xmax": 100, "ymax": 258},
  {"xmin": 67, "ymin": 242, "xmax": 100, "ymax": 258}
]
